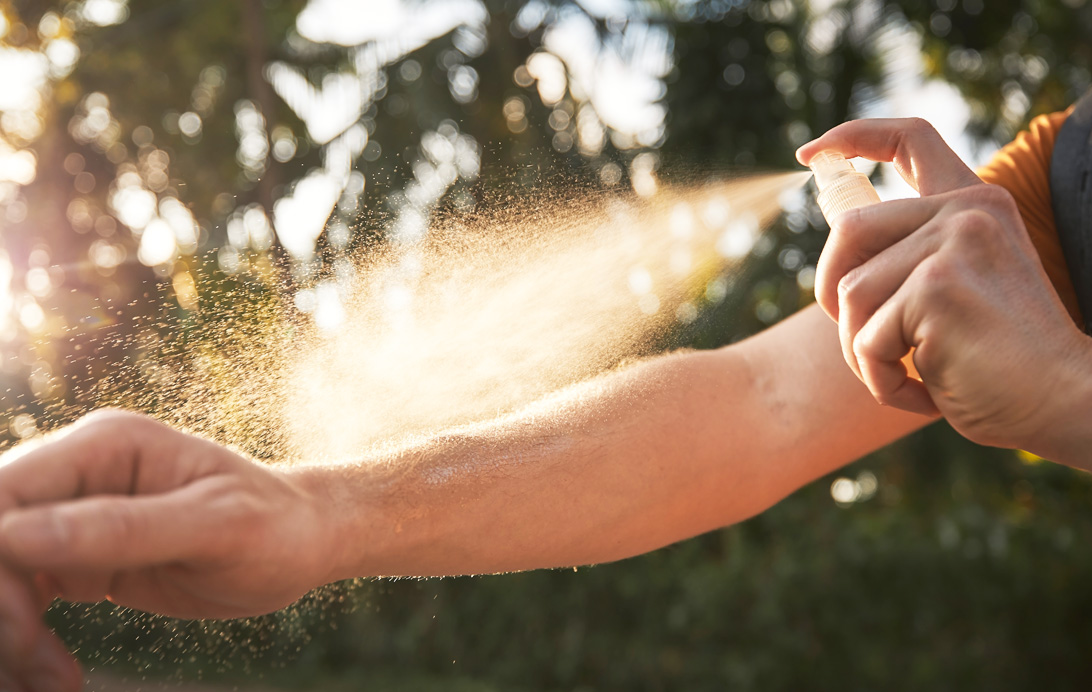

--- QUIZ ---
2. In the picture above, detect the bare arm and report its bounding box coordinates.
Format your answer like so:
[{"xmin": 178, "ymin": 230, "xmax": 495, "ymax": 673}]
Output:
[
  {"xmin": 0, "ymin": 300, "xmax": 926, "ymax": 691},
  {"xmin": 297, "ymin": 303, "xmax": 929, "ymax": 580}
]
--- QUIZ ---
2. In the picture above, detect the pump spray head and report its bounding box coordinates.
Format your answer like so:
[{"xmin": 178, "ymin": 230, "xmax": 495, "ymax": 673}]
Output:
[{"xmin": 808, "ymin": 150, "xmax": 881, "ymax": 223}]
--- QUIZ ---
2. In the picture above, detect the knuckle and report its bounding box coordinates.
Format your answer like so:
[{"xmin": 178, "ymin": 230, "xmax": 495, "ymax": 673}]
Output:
[
  {"xmin": 911, "ymin": 338, "xmax": 940, "ymax": 376},
  {"xmin": 871, "ymin": 388, "xmax": 895, "ymax": 408},
  {"xmin": 837, "ymin": 266, "xmax": 864, "ymax": 299},
  {"xmin": 836, "ymin": 274, "xmax": 868, "ymax": 321},
  {"xmin": 79, "ymin": 408, "xmax": 157, "ymax": 440},
  {"xmin": 79, "ymin": 408, "xmax": 171, "ymax": 451},
  {"xmin": 93, "ymin": 502, "xmax": 144, "ymax": 548},
  {"xmin": 949, "ymin": 182, "xmax": 1018, "ymax": 218},
  {"xmin": 47, "ymin": 510, "xmax": 80, "ymax": 555},
  {"xmin": 975, "ymin": 182, "xmax": 1016, "ymax": 207},
  {"xmin": 976, "ymin": 183, "xmax": 1017, "ymax": 210},
  {"xmin": 850, "ymin": 331, "xmax": 874, "ymax": 363},
  {"xmin": 819, "ymin": 119, "xmax": 861, "ymax": 144},
  {"xmin": 950, "ymin": 209, "xmax": 998, "ymax": 245},
  {"xmin": 905, "ymin": 117, "xmax": 939, "ymax": 139},
  {"xmin": 80, "ymin": 407, "xmax": 139, "ymax": 426},
  {"xmin": 73, "ymin": 409, "xmax": 165, "ymax": 476},
  {"xmin": 829, "ymin": 206, "xmax": 866, "ymax": 240},
  {"xmin": 914, "ymin": 256, "xmax": 955, "ymax": 297}
]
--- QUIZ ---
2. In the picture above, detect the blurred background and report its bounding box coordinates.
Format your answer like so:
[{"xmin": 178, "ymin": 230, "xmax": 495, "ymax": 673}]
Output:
[{"xmin": 4, "ymin": 0, "xmax": 1092, "ymax": 689}]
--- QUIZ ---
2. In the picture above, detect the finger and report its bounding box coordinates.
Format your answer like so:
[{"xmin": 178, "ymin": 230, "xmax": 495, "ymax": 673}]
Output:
[
  {"xmin": 0, "ymin": 412, "xmax": 141, "ymax": 513},
  {"xmin": 851, "ymin": 271, "xmax": 940, "ymax": 417},
  {"xmin": 815, "ymin": 195, "xmax": 948, "ymax": 318},
  {"xmin": 0, "ymin": 477, "xmax": 233, "ymax": 572},
  {"xmin": 836, "ymin": 222, "xmax": 946, "ymax": 377},
  {"xmin": 21, "ymin": 631, "xmax": 82, "ymax": 692},
  {"xmin": 0, "ymin": 565, "xmax": 42, "ymax": 669},
  {"xmin": 0, "ymin": 411, "xmax": 212, "ymax": 513},
  {"xmin": 797, "ymin": 117, "xmax": 981, "ymax": 196}
]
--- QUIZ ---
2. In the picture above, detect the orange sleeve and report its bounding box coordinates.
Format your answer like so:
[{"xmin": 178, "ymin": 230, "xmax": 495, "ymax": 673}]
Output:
[{"xmin": 975, "ymin": 109, "xmax": 1082, "ymax": 326}]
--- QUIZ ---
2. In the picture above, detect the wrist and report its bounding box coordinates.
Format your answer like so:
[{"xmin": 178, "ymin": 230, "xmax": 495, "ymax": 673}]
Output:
[
  {"xmin": 276, "ymin": 463, "xmax": 357, "ymax": 586},
  {"xmin": 1030, "ymin": 330, "xmax": 1092, "ymax": 468},
  {"xmin": 279, "ymin": 460, "xmax": 403, "ymax": 584}
]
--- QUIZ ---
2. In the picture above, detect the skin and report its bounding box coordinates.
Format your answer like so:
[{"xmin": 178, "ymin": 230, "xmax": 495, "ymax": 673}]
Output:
[
  {"xmin": 0, "ymin": 118, "xmax": 1089, "ymax": 690},
  {"xmin": 797, "ymin": 117, "xmax": 1092, "ymax": 463}
]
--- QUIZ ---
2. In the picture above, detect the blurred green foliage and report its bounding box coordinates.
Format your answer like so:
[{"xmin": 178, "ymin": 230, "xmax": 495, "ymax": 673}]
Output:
[{"xmin": 2, "ymin": 0, "xmax": 1092, "ymax": 688}]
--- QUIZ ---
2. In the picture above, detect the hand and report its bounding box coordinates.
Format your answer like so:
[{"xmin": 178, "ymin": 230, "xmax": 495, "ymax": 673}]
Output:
[
  {"xmin": 0, "ymin": 410, "xmax": 337, "ymax": 688},
  {"xmin": 796, "ymin": 118, "xmax": 1092, "ymax": 463}
]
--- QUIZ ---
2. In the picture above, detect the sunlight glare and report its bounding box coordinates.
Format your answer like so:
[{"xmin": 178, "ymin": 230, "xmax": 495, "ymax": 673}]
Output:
[
  {"xmin": 137, "ymin": 218, "xmax": 178, "ymax": 267},
  {"xmin": 296, "ymin": 0, "xmax": 487, "ymax": 50},
  {"xmin": 272, "ymin": 170, "xmax": 341, "ymax": 262},
  {"xmin": 0, "ymin": 48, "xmax": 49, "ymax": 113},
  {"xmin": 109, "ymin": 178, "xmax": 157, "ymax": 231},
  {"xmin": 0, "ymin": 141, "xmax": 36, "ymax": 185},
  {"xmin": 78, "ymin": 0, "xmax": 131, "ymax": 27}
]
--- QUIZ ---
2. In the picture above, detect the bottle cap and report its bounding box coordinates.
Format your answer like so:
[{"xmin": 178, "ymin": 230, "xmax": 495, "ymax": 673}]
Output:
[
  {"xmin": 809, "ymin": 150, "xmax": 881, "ymax": 221},
  {"xmin": 809, "ymin": 150, "xmax": 857, "ymax": 191}
]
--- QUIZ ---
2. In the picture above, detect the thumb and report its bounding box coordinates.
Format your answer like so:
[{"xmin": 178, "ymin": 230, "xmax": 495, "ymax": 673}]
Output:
[
  {"xmin": 796, "ymin": 117, "xmax": 981, "ymax": 196},
  {"xmin": 0, "ymin": 479, "xmax": 232, "ymax": 571}
]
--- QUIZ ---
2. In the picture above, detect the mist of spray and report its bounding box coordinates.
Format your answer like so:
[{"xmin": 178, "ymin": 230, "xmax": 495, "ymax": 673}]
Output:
[
  {"xmin": 5, "ymin": 172, "xmax": 811, "ymax": 466},
  {"xmin": 243, "ymin": 172, "xmax": 806, "ymax": 462}
]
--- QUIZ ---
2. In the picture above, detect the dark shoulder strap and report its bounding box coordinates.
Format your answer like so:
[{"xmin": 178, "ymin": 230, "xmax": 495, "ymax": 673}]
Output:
[{"xmin": 1051, "ymin": 91, "xmax": 1092, "ymax": 333}]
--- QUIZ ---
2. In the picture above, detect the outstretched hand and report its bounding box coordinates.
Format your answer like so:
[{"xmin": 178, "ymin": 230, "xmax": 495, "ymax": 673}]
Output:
[
  {"xmin": 0, "ymin": 410, "xmax": 336, "ymax": 691},
  {"xmin": 797, "ymin": 118, "xmax": 1092, "ymax": 464}
]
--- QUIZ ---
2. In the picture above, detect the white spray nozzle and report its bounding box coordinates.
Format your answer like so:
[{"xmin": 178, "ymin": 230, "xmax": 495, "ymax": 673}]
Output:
[{"xmin": 808, "ymin": 150, "xmax": 881, "ymax": 222}]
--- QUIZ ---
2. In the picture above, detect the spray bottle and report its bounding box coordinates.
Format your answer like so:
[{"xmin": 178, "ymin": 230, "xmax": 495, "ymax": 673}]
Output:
[
  {"xmin": 808, "ymin": 150, "xmax": 881, "ymax": 222},
  {"xmin": 807, "ymin": 149, "xmax": 922, "ymax": 379}
]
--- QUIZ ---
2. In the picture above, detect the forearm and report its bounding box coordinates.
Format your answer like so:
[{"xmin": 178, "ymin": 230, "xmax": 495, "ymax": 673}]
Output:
[
  {"xmin": 291, "ymin": 305, "xmax": 930, "ymax": 581},
  {"xmin": 295, "ymin": 349, "xmax": 769, "ymax": 580}
]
